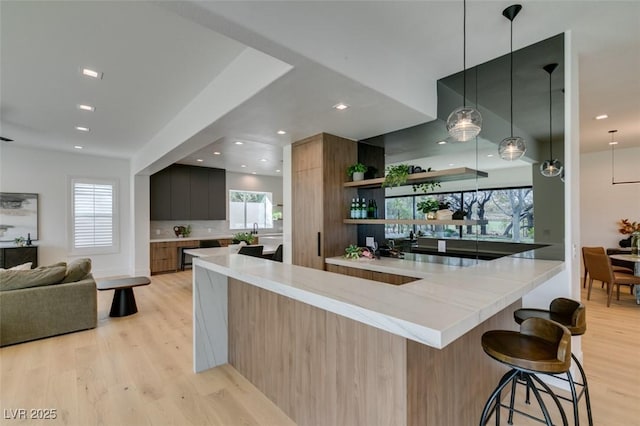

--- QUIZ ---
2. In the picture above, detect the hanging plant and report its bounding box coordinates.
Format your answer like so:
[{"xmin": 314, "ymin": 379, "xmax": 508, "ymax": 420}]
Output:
[
  {"xmin": 382, "ymin": 164, "xmax": 411, "ymax": 188},
  {"xmin": 412, "ymin": 168, "xmax": 440, "ymax": 193}
]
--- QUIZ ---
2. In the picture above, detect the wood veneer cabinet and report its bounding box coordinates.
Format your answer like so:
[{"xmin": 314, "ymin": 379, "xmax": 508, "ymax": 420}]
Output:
[
  {"xmin": 150, "ymin": 240, "xmax": 197, "ymax": 274},
  {"xmin": 292, "ymin": 133, "xmax": 357, "ymax": 270},
  {"xmin": 325, "ymin": 263, "xmax": 417, "ymax": 285}
]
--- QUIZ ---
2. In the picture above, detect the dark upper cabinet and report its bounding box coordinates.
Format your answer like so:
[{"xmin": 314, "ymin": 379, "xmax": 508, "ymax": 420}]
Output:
[
  {"xmin": 170, "ymin": 165, "xmax": 191, "ymax": 220},
  {"xmin": 150, "ymin": 164, "xmax": 226, "ymax": 220},
  {"xmin": 208, "ymin": 167, "xmax": 226, "ymax": 220},
  {"xmin": 189, "ymin": 166, "xmax": 210, "ymax": 220},
  {"xmin": 150, "ymin": 168, "xmax": 172, "ymax": 220}
]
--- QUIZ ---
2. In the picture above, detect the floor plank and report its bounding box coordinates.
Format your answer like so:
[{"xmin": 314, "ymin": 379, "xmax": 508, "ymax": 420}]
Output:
[{"xmin": 1, "ymin": 271, "xmax": 638, "ymax": 425}]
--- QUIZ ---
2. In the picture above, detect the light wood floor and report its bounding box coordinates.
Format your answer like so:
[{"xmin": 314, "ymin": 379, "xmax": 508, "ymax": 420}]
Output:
[{"xmin": 1, "ymin": 272, "xmax": 638, "ymax": 426}]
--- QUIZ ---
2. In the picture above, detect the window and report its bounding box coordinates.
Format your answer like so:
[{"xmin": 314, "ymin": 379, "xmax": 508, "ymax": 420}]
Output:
[
  {"xmin": 71, "ymin": 178, "xmax": 118, "ymax": 253},
  {"xmin": 229, "ymin": 190, "xmax": 273, "ymax": 230},
  {"xmin": 384, "ymin": 186, "xmax": 534, "ymax": 242}
]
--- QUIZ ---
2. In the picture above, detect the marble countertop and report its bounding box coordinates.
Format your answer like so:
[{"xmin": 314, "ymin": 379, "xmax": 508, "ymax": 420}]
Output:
[{"xmin": 193, "ymin": 251, "xmax": 563, "ymax": 349}]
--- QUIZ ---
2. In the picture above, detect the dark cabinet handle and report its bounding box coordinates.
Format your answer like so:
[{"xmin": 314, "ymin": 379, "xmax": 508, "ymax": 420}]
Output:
[{"xmin": 317, "ymin": 232, "xmax": 321, "ymax": 257}]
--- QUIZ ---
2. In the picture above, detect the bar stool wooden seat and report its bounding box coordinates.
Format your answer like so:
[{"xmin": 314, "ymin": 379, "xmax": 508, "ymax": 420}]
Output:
[
  {"xmin": 479, "ymin": 317, "xmax": 574, "ymax": 426},
  {"xmin": 513, "ymin": 298, "xmax": 593, "ymax": 425}
]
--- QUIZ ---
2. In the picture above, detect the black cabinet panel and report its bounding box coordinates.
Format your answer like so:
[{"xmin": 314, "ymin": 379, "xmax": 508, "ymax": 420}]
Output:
[
  {"xmin": 170, "ymin": 165, "xmax": 191, "ymax": 220},
  {"xmin": 208, "ymin": 167, "xmax": 226, "ymax": 220},
  {"xmin": 150, "ymin": 164, "xmax": 227, "ymax": 220},
  {"xmin": 0, "ymin": 246, "xmax": 38, "ymax": 268},
  {"xmin": 190, "ymin": 166, "xmax": 210, "ymax": 220},
  {"xmin": 150, "ymin": 168, "xmax": 172, "ymax": 220}
]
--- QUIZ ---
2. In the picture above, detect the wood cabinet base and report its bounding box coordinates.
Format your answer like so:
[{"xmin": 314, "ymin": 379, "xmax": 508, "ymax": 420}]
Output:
[{"xmin": 228, "ymin": 278, "xmax": 518, "ymax": 425}]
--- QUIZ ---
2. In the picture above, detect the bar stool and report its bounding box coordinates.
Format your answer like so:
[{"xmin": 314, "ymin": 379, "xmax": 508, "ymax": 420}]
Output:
[
  {"xmin": 479, "ymin": 317, "xmax": 575, "ymax": 426},
  {"xmin": 178, "ymin": 246, "xmax": 199, "ymax": 270},
  {"xmin": 513, "ymin": 298, "xmax": 593, "ymax": 425}
]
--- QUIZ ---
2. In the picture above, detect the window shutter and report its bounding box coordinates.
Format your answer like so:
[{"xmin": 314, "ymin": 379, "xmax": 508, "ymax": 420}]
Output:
[{"xmin": 73, "ymin": 182, "xmax": 114, "ymax": 248}]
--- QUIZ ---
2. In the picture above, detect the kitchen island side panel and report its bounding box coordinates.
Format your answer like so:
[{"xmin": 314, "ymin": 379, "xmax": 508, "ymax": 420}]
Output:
[
  {"xmin": 228, "ymin": 278, "xmax": 407, "ymax": 426},
  {"xmin": 407, "ymin": 300, "xmax": 519, "ymax": 426}
]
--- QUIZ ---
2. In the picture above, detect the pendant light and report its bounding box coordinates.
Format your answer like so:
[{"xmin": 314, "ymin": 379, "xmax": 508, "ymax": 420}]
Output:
[
  {"xmin": 446, "ymin": 0, "xmax": 482, "ymax": 142},
  {"xmin": 540, "ymin": 63, "xmax": 563, "ymax": 177},
  {"xmin": 498, "ymin": 4, "xmax": 526, "ymax": 161}
]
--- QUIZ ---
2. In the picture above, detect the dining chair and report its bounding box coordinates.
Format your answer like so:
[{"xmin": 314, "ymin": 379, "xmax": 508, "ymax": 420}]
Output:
[
  {"xmin": 238, "ymin": 245, "xmax": 264, "ymax": 258},
  {"xmin": 581, "ymin": 246, "xmax": 633, "ymax": 288},
  {"xmin": 584, "ymin": 249, "xmax": 640, "ymax": 307},
  {"xmin": 200, "ymin": 239, "xmax": 221, "ymax": 248},
  {"xmin": 271, "ymin": 244, "xmax": 283, "ymax": 262}
]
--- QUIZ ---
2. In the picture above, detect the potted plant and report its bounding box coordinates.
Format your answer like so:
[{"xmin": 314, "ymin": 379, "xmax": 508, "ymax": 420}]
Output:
[
  {"xmin": 13, "ymin": 236, "xmax": 26, "ymax": 247},
  {"xmin": 233, "ymin": 232, "xmax": 254, "ymax": 245},
  {"xmin": 417, "ymin": 198, "xmax": 439, "ymax": 220},
  {"xmin": 382, "ymin": 164, "xmax": 411, "ymax": 188},
  {"xmin": 347, "ymin": 163, "xmax": 368, "ymax": 181},
  {"xmin": 343, "ymin": 244, "xmax": 363, "ymax": 260}
]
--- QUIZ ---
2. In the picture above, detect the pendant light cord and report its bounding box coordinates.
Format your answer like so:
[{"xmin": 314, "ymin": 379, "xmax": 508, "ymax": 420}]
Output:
[
  {"xmin": 548, "ymin": 69, "xmax": 553, "ymax": 159},
  {"xmin": 462, "ymin": 0, "xmax": 467, "ymax": 108},
  {"xmin": 509, "ymin": 18, "xmax": 514, "ymax": 137}
]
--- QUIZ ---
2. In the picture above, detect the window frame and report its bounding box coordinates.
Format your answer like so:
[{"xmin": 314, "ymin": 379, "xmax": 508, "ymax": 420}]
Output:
[
  {"xmin": 228, "ymin": 189, "xmax": 273, "ymax": 230},
  {"xmin": 69, "ymin": 177, "xmax": 119, "ymax": 255}
]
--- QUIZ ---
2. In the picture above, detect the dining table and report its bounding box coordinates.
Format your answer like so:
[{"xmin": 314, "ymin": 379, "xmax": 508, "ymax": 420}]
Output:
[{"xmin": 609, "ymin": 253, "xmax": 640, "ymax": 304}]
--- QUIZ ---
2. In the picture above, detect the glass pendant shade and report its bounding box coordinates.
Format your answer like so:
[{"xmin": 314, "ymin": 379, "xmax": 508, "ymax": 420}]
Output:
[
  {"xmin": 540, "ymin": 159, "xmax": 563, "ymax": 177},
  {"xmin": 446, "ymin": 106, "xmax": 482, "ymax": 142},
  {"xmin": 498, "ymin": 136, "xmax": 526, "ymax": 160}
]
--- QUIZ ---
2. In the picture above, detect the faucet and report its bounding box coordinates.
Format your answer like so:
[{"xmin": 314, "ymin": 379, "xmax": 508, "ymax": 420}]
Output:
[{"xmin": 252, "ymin": 223, "xmax": 258, "ymax": 235}]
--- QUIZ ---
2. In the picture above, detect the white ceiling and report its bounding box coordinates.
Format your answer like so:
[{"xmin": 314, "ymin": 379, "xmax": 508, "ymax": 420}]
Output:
[{"xmin": 1, "ymin": 1, "xmax": 638, "ymax": 177}]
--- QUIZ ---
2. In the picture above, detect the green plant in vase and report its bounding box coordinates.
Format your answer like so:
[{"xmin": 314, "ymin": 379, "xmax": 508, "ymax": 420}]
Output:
[
  {"xmin": 347, "ymin": 163, "xmax": 368, "ymax": 181},
  {"xmin": 233, "ymin": 232, "xmax": 254, "ymax": 244},
  {"xmin": 417, "ymin": 198, "xmax": 439, "ymax": 220},
  {"xmin": 344, "ymin": 244, "xmax": 363, "ymax": 260},
  {"xmin": 382, "ymin": 164, "xmax": 410, "ymax": 188}
]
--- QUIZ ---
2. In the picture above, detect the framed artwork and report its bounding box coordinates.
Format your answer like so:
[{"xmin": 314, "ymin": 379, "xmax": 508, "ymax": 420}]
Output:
[{"xmin": 0, "ymin": 192, "xmax": 39, "ymax": 242}]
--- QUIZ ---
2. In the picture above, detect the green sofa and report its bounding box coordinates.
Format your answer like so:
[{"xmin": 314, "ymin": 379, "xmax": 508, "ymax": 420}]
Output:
[{"xmin": 0, "ymin": 259, "xmax": 97, "ymax": 347}]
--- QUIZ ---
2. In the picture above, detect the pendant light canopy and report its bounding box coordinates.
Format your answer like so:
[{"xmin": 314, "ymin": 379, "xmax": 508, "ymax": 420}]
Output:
[
  {"xmin": 498, "ymin": 4, "xmax": 526, "ymax": 161},
  {"xmin": 540, "ymin": 63, "xmax": 563, "ymax": 177},
  {"xmin": 446, "ymin": 0, "xmax": 482, "ymax": 142}
]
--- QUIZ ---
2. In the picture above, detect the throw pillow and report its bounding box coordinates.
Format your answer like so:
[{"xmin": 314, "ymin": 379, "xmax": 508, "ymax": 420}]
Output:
[
  {"xmin": 62, "ymin": 258, "xmax": 92, "ymax": 283},
  {"xmin": 0, "ymin": 262, "xmax": 32, "ymax": 271},
  {"xmin": 0, "ymin": 263, "xmax": 67, "ymax": 292}
]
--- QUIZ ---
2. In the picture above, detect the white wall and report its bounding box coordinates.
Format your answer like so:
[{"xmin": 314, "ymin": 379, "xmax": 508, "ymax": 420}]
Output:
[
  {"xmin": 580, "ymin": 147, "xmax": 640, "ymax": 248},
  {"xmin": 0, "ymin": 145, "xmax": 131, "ymax": 278}
]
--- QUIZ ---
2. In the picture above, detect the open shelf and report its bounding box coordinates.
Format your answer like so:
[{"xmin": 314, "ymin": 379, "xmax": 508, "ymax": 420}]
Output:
[
  {"xmin": 343, "ymin": 219, "xmax": 488, "ymax": 226},
  {"xmin": 343, "ymin": 167, "xmax": 488, "ymax": 189}
]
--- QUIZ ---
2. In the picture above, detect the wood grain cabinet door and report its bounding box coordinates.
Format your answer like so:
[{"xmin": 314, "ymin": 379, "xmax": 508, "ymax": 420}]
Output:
[{"xmin": 292, "ymin": 167, "xmax": 324, "ymax": 270}]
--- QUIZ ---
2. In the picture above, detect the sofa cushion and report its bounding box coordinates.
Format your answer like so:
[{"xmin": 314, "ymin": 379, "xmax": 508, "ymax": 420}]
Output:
[
  {"xmin": 62, "ymin": 258, "xmax": 92, "ymax": 283},
  {"xmin": 0, "ymin": 262, "xmax": 32, "ymax": 271},
  {"xmin": 0, "ymin": 264, "xmax": 67, "ymax": 292}
]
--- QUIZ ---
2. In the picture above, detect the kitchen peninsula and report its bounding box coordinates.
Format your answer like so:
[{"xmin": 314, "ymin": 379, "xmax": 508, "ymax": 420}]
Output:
[{"xmin": 192, "ymin": 250, "xmax": 563, "ymax": 425}]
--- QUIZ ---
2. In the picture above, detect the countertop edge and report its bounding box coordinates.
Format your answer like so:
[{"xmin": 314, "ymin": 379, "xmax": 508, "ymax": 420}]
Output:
[{"xmin": 193, "ymin": 254, "xmax": 564, "ymax": 350}]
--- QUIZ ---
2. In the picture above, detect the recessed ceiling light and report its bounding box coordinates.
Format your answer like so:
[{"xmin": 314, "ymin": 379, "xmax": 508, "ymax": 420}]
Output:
[
  {"xmin": 595, "ymin": 114, "xmax": 608, "ymax": 120},
  {"xmin": 277, "ymin": 130, "xmax": 287, "ymax": 135},
  {"xmin": 260, "ymin": 158, "xmax": 267, "ymax": 162},
  {"xmin": 252, "ymin": 172, "xmax": 257, "ymax": 175},
  {"xmin": 276, "ymin": 169, "xmax": 281, "ymax": 173},
  {"xmin": 448, "ymin": 163, "xmax": 455, "ymax": 166},
  {"xmin": 77, "ymin": 104, "xmax": 95, "ymax": 112},
  {"xmin": 213, "ymin": 151, "xmax": 221, "ymax": 155},
  {"xmin": 437, "ymin": 140, "xmax": 447, "ymax": 145},
  {"xmin": 487, "ymin": 154, "xmax": 494, "ymax": 158},
  {"xmin": 240, "ymin": 164, "xmax": 247, "ymax": 168},
  {"xmin": 234, "ymin": 141, "xmax": 244, "ymax": 145},
  {"xmin": 75, "ymin": 126, "xmax": 90, "ymax": 132},
  {"xmin": 196, "ymin": 159, "xmax": 203, "ymax": 162},
  {"xmin": 609, "ymin": 141, "xmax": 619, "ymax": 145},
  {"xmin": 74, "ymin": 145, "xmax": 83, "ymax": 149},
  {"xmin": 81, "ymin": 67, "xmax": 103, "ymax": 79},
  {"xmin": 333, "ymin": 103, "xmax": 349, "ymax": 110}
]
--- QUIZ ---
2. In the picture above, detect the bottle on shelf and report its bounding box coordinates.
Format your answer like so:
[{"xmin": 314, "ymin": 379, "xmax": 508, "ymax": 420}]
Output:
[
  {"xmin": 360, "ymin": 198, "xmax": 367, "ymax": 219},
  {"xmin": 372, "ymin": 199, "xmax": 378, "ymax": 219},
  {"xmin": 367, "ymin": 200, "xmax": 374, "ymax": 218},
  {"xmin": 350, "ymin": 198, "xmax": 356, "ymax": 219}
]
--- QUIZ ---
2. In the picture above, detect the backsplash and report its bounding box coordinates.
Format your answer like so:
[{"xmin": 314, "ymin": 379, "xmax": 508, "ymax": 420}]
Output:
[{"xmin": 151, "ymin": 220, "xmax": 283, "ymax": 239}]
